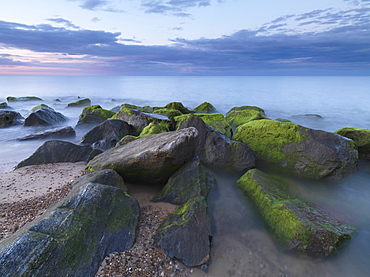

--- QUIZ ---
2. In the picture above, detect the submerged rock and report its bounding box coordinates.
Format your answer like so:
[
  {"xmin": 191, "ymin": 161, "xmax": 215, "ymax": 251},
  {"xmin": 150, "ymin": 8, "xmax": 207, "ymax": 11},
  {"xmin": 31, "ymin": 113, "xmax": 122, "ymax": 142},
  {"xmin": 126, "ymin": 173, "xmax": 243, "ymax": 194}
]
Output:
[
  {"xmin": 0, "ymin": 111, "xmax": 23, "ymax": 128},
  {"xmin": 234, "ymin": 119, "xmax": 358, "ymax": 180},
  {"xmin": 152, "ymin": 159, "xmax": 216, "ymax": 205},
  {"xmin": 16, "ymin": 140, "xmax": 102, "ymax": 168},
  {"xmin": 0, "ymin": 102, "xmax": 13, "ymax": 110},
  {"xmin": 335, "ymin": 127, "xmax": 370, "ymax": 159},
  {"xmin": 16, "ymin": 126, "xmax": 76, "ymax": 141},
  {"xmin": 81, "ymin": 119, "xmax": 136, "ymax": 150},
  {"xmin": 177, "ymin": 114, "xmax": 255, "ymax": 172},
  {"xmin": 0, "ymin": 170, "xmax": 139, "ymax": 277},
  {"xmin": 237, "ymin": 169, "xmax": 355, "ymax": 256},
  {"xmin": 154, "ymin": 196, "xmax": 212, "ymax": 269},
  {"xmin": 24, "ymin": 104, "xmax": 67, "ymax": 127},
  {"xmin": 87, "ymin": 127, "xmax": 199, "ymax": 185},
  {"xmin": 7, "ymin": 96, "xmax": 42, "ymax": 102},
  {"xmin": 67, "ymin": 98, "xmax": 91, "ymax": 108}
]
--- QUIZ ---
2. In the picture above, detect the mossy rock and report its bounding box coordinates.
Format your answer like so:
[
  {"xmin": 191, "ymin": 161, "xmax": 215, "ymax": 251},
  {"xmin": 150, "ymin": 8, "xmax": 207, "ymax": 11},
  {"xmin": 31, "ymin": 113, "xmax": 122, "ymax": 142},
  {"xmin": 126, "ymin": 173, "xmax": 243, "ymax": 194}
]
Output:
[
  {"xmin": 116, "ymin": 135, "xmax": 138, "ymax": 147},
  {"xmin": 276, "ymin": 118, "xmax": 292, "ymax": 123},
  {"xmin": 120, "ymin": 104, "xmax": 155, "ymax": 113},
  {"xmin": 237, "ymin": 169, "xmax": 355, "ymax": 256},
  {"xmin": 30, "ymin": 104, "xmax": 52, "ymax": 112},
  {"xmin": 0, "ymin": 111, "xmax": 23, "ymax": 128},
  {"xmin": 194, "ymin": 102, "xmax": 217, "ymax": 113},
  {"xmin": 139, "ymin": 122, "xmax": 170, "ymax": 137},
  {"xmin": 164, "ymin": 102, "xmax": 190, "ymax": 114},
  {"xmin": 67, "ymin": 98, "xmax": 91, "ymax": 107},
  {"xmin": 77, "ymin": 105, "xmax": 116, "ymax": 127},
  {"xmin": 175, "ymin": 113, "xmax": 232, "ymax": 139},
  {"xmin": 24, "ymin": 105, "xmax": 67, "ymax": 127},
  {"xmin": 7, "ymin": 96, "xmax": 43, "ymax": 102},
  {"xmin": 226, "ymin": 106, "xmax": 268, "ymax": 127},
  {"xmin": 234, "ymin": 119, "xmax": 358, "ymax": 180},
  {"xmin": 335, "ymin": 127, "xmax": 370, "ymax": 158},
  {"xmin": 153, "ymin": 108, "xmax": 183, "ymax": 121},
  {"xmin": 0, "ymin": 102, "xmax": 13, "ymax": 110}
]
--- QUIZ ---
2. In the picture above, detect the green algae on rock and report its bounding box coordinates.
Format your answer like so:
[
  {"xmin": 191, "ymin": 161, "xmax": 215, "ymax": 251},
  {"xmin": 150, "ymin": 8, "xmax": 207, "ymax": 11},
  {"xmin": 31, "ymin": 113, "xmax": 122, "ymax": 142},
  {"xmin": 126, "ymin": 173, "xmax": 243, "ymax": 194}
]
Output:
[
  {"xmin": 237, "ymin": 169, "xmax": 355, "ymax": 256},
  {"xmin": 335, "ymin": 127, "xmax": 370, "ymax": 158},
  {"xmin": 163, "ymin": 101, "xmax": 190, "ymax": 114},
  {"xmin": 153, "ymin": 108, "xmax": 183, "ymax": 121},
  {"xmin": 153, "ymin": 196, "xmax": 212, "ymax": 268},
  {"xmin": 194, "ymin": 102, "xmax": 217, "ymax": 113},
  {"xmin": 234, "ymin": 119, "xmax": 358, "ymax": 180},
  {"xmin": 7, "ymin": 96, "xmax": 43, "ymax": 102},
  {"xmin": 67, "ymin": 98, "xmax": 91, "ymax": 107},
  {"xmin": 139, "ymin": 122, "xmax": 170, "ymax": 137},
  {"xmin": 226, "ymin": 105, "xmax": 268, "ymax": 127}
]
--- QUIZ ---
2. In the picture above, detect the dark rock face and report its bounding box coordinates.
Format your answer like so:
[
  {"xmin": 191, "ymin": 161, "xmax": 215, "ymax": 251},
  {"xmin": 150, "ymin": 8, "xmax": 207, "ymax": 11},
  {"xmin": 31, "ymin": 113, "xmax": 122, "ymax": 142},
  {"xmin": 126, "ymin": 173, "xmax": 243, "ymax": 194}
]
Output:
[
  {"xmin": 16, "ymin": 140, "xmax": 102, "ymax": 168},
  {"xmin": 178, "ymin": 115, "xmax": 255, "ymax": 172},
  {"xmin": 154, "ymin": 197, "xmax": 212, "ymax": 269},
  {"xmin": 152, "ymin": 159, "xmax": 216, "ymax": 205},
  {"xmin": 335, "ymin": 127, "xmax": 370, "ymax": 159},
  {"xmin": 237, "ymin": 169, "xmax": 356, "ymax": 257},
  {"xmin": 81, "ymin": 119, "xmax": 136, "ymax": 150},
  {"xmin": 76, "ymin": 105, "xmax": 116, "ymax": 128},
  {"xmin": 235, "ymin": 120, "xmax": 358, "ymax": 180},
  {"xmin": 24, "ymin": 105, "xmax": 67, "ymax": 127},
  {"xmin": 87, "ymin": 127, "xmax": 198, "ymax": 185},
  {"xmin": 0, "ymin": 171, "xmax": 139, "ymax": 277},
  {"xmin": 16, "ymin": 126, "xmax": 76, "ymax": 141},
  {"xmin": 0, "ymin": 111, "xmax": 23, "ymax": 128}
]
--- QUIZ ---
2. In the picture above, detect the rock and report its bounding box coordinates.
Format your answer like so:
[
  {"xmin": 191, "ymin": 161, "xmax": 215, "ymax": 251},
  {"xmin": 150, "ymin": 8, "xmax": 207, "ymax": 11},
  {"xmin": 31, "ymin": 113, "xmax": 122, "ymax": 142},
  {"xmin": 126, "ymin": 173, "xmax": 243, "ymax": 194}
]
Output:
[
  {"xmin": 226, "ymin": 105, "xmax": 268, "ymax": 128},
  {"xmin": 335, "ymin": 127, "xmax": 370, "ymax": 159},
  {"xmin": 0, "ymin": 111, "xmax": 23, "ymax": 128},
  {"xmin": 176, "ymin": 113, "xmax": 232, "ymax": 139},
  {"xmin": 24, "ymin": 104, "xmax": 67, "ymax": 127},
  {"xmin": 71, "ymin": 169, "xmax": 127, "ymax": 192},
  {"xmin": 163, "ymin": 101, "xmax": 190, "ymax": 114},
  {"xmin": 6, "ymin": 96, "xmax": 42, "ymax": 102},
  {"xmin": 0, "ymin": 170, "xmax": 139, "ymax": 277},
  {"xmin": 153, "ymin": 196, "xmax": 212, "ymax": 269},
  {"xmin": 177, "ymin": 115, "xmax": 255, "ymax": 172},
  {"xmin": 237, "ymin": 169, "xmax": 355, "ymax": 256},
  {"xmin": 0, "ymin": 102, "xmax": 13, "ymax": 110},
  {"xmin": 111, "ymin": 108, "xmax": 173, "ymax": 134},
  {"xmin": 116, "ymin": 135, "xmax": 138, "ymax": 147},
  {"xmin": 16, "ymin": 140, "xmax": 102, "ymax": 168},
  {"xmin": 234, "ymin": 119, "xmax": 358, "ymax": 180},
  {"xmin": 87, "ymin": 127, "xmax": 198, "ymax": 185},
  {"xmin": 67, "ymin": 98, "xmax": 91, "ymax": 107},
  {"xmin": 152, "ymin": 159, "xmax": 217, "ymax": 205},
  {"xmin": 139, "ymin": 122, "xmax": 170, "ymax": 137},
  {"xmin": 120, "ymin": 103, "xmax": 155, "ymax": 113},
  {"xmin": 291, "ymin": 114, "xmax": 324, "ymax": 119},
  {"xmin": 153, "ymin": 108, "xmax": 183, "ymax": 121},
  {"xmin": 194, "ymin": 102, "xmax": 217, "ymax": 113},
  {"xmin": 16, "ymin": 126, "xmax": 76, "ymax": 141},
  {"xmin": 81, "ymin": 119, "xmax": 136, "ymax": 150},
  {"xmin": 76, "ymin": 105, "xmax": 116, "ymax": 128}
]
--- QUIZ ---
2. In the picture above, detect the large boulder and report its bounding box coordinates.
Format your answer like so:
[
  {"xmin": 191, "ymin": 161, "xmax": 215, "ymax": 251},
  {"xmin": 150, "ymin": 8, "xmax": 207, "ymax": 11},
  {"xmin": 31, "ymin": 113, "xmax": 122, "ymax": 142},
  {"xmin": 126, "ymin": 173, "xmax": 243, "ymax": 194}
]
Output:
[
  {"xmin": 16, "ymin": 126, "xmax": 76, "ymax": 141},
  {"xmin": 226, "ymin": 105, "xmax": 268, "ymax": 128},
  {"xmin": 16, "ymin": 140, "xmax": 102, "ymax": 168},
  {"xmin": 152, "ymin": 159, "xmax": 216, "ymax": 205},
  {"xmin": 234, "ymin": 119, "xmax": 358, "ymax": 180},
  {"xmin": 81, "ymin": 119, "xmax": 136, "ymax": 150},
  {"xmin": 335, "ymin": 127, "xmax": 370, "ymax": 159},
  {"xmin": 24, "ymin": 104, "xmax": 67, "ymax": 127},
  {"xmin": 0, "ymin": 111, "xmax": 23, "ymax": 128},
  {"xmin": 87, "ymin": 127, "xmax": 199, "ymax": 185},
  {"xmin": 67, "ymin": 98, "xmax": 91, "ymax": 108},
  {"xmin": 76, "ymin": 105, "xmax": 116, "ymax": 128},
  {"xmin": 153, "ymin": 196, "xmax": 212, "ymax": 269},
  {"xmin": 237, "ymin": 169, "xmax": 355, "ymax": 256},
  {"xmin": 0, "ymin": 170, "xmax": 139, "ymax": 277},
  {"xmin": 111, "ymin": 108, "xmax": 172, "ymax": 133},
  {"xmin": 194, "ymin": 102, "xmax": 217, "ymax": 113},
  {"xmin": 138, "ymin": 122, "xmax": 170, "ymax": 138},
  {"xmin": 177, "ymin": 115, "xmax": 255, "ymax": 172}
]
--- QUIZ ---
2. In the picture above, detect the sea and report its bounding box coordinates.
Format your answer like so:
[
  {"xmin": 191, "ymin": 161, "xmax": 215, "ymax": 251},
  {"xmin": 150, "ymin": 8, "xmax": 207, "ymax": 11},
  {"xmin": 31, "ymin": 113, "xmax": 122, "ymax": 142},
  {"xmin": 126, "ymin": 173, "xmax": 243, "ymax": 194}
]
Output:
[{"xmin": 1, "ymin": 75, "xmax": 370, "ymax": 276}]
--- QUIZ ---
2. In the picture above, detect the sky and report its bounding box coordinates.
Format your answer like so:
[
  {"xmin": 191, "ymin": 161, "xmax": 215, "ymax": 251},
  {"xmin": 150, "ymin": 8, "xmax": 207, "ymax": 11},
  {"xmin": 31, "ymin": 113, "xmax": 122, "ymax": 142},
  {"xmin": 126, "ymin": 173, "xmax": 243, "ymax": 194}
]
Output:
[{"xmin": 0, "ymin": 0, "xmax": 369, "ymax": 75}]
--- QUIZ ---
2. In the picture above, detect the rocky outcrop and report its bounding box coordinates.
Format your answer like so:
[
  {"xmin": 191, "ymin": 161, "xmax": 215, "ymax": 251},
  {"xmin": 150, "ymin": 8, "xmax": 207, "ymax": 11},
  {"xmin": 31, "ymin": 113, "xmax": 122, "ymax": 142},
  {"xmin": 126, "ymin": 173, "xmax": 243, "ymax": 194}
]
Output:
[
  {"xmin": 0, "ymin": 102, "xmax": 13, "ymax": 110},
  {"xmin": 225, "ymin": 105, "xmax": 268, "ymax": 128},
  {"xmin": 87, "ymin": 127, "xmax": 198, "ymax": 185},
  {"xmin": 0, "ymin": 111, "xmax": 23, "ymax": 128},
  {"xmin": 177, "ymin": 115, "xmax": 255, "ymax": 172},
  {"xmin": 6, "ymin": 96, "xmax": 42, "ymax": 102},
  {"xmin": 194, "ymin": 102, "xmax": 217, "ymax": 113},
  {"xmin": 16, "ymin": 126, "xmax": 76, "ymax": 141},
  {"xmin": 24, "ymin": 104, "xmax": 67, "ymax": 127},
  {"xmin": 76, "ymin": 105, "xmax": 116, "ymax": 128},
  {"xmin": 139, "ymin": 122, "xmax": 170, "ymax": 138},
  {"xmin": 152, "ymin": 159, "xmax": 216, "ymax": 205},
  {"xmin": 16, "ymin": 140, "xmax": 102, "ymax": 168},
  {"xmin": 0, "ymin": 170, "xmax": 139, "ymax": 277},
  {"xmin": 67, "ymin": 98, "xmax": 91, "ymax": 107},
  {"xmin": 81, "ymin": 119, "xmax": 136, "ymax": 150},
  {"xmin": 237, "ymin": 169, "xmax": 355, "ymax": 256},
  {"xmin": 234, "ymin": 119, "xmax": 358, "ymax": 180},
  {"xmin": 335, "ymin": 127, "xmax": 370, "ymax": 159},
  {"xmin": 154, "ymin": 196, "xmax": 212, "ymax": 269}
]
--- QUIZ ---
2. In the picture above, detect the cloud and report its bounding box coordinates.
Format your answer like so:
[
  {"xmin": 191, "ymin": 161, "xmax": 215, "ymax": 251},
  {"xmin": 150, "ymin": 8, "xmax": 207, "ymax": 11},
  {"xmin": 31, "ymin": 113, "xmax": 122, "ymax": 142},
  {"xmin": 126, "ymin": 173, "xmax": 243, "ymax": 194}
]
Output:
[
  {"xmin": 47, "ymin": 18, "xmax": 79, "ymax": 29},
  {"xmin": 68, "ymin": 0, "xmax": 124, "ymax": 12},
  {"xmin": 141, "ymin": 0, "xmax": 214, "ymax": 16}
]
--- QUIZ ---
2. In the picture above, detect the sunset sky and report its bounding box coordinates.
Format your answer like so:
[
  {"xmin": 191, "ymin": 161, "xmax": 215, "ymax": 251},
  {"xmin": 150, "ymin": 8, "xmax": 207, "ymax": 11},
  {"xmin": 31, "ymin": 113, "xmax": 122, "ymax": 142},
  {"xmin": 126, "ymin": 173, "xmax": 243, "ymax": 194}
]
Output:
[{"xmin": 0, "ymin": 0, "xmax": 369, "ymax": 75}]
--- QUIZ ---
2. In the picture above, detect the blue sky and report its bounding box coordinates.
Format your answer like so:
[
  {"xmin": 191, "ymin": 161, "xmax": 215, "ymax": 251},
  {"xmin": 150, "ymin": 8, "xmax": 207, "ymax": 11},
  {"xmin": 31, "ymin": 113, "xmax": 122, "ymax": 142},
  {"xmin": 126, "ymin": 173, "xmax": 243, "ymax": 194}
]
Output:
[{"xmin": 0, "ymin": 0, "xmax": 369, "ymax": 75}]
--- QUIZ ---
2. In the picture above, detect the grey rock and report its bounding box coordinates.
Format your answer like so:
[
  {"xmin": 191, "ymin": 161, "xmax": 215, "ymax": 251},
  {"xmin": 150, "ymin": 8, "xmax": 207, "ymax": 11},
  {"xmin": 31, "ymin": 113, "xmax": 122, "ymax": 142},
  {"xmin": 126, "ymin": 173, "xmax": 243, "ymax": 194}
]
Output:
[
  {"xmin": 0, "ymin": 111, "xmax": 23, "ymax": 128},
  {"xmin": 16, "ymin": 126, "xmax": 76, "ymax": 141},
  {"xmin": 87, "ymin": 127, "xmax": 198, "ymax": 185},
  {"xmin": 24, "ymin": 105, "xmax": 67, "ymax": 127}
]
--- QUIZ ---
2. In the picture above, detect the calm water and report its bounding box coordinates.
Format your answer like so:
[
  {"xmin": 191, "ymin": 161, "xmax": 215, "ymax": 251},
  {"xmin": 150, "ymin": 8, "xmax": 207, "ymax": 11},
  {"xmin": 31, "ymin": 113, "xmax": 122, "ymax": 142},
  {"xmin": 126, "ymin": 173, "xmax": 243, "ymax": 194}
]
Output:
[{"xmin": 1, "ymin": 76, "xmax": 370, "ymax": 276}]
